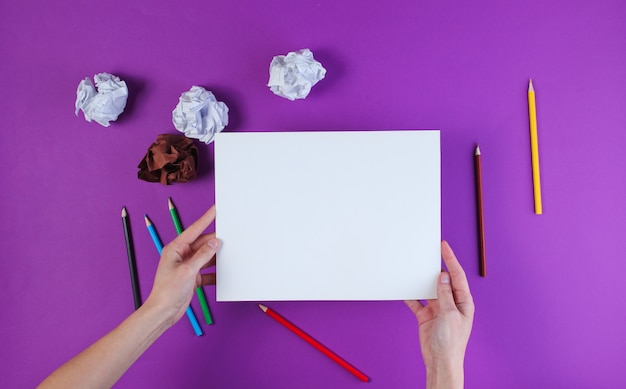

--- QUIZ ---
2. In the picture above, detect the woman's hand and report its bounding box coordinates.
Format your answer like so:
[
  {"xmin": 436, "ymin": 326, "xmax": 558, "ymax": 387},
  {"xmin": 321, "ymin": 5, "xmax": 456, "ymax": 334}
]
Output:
[
  {"xmin": 405, "ymin": 241, "xmax": 475, "ymax": 389},
  {"xmin": 144, "ymin": 206, "xmax": 220, "ymax": 327}
]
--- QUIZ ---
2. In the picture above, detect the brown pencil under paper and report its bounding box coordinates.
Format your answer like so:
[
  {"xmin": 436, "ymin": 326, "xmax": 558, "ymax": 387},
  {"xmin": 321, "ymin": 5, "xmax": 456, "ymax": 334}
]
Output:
[{"xmin": 474, "ymin": 145, "xmax": 486, "ymax": 277}]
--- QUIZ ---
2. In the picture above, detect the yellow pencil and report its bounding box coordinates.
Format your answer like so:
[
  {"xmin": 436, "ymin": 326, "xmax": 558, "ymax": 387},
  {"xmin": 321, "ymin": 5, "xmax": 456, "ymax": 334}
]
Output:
[{"xmin": 528, "ymin": 79, "xmax": 542, "ymax": 214}]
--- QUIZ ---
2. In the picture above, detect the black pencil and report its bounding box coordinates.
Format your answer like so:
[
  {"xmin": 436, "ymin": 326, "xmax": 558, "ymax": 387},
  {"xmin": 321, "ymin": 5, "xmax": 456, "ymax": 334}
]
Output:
[
  {"xmin": 474, "ymin": 146, "xmax": 487, "ymax": 277},
  {"xmin": 122, "ymin": 207, "xmax": 142, "ymax": 309}
]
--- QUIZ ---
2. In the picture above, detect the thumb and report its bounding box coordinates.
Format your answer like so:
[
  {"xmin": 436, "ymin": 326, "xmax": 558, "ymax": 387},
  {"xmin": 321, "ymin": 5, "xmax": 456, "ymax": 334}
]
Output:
[
  {"xmin": 189, "ymin": 238, "xmax": 220, "ymax": 272},
  {"xmin": 437, "ymin": 272, "xmax": 456, "ymax": 311}
]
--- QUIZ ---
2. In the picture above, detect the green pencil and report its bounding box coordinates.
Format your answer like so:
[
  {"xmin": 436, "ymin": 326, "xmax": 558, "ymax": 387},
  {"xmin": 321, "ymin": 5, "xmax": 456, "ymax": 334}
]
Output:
[{"xmin": 168, "ymin": 198, "xmax": 214, "ymax": 325}]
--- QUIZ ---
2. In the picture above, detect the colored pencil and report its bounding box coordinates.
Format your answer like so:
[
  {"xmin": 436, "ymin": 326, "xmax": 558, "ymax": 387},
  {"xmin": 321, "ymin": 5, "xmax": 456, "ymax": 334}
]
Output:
[
  {"xmin": 169, "ymin": 198, "xmax": 213, "ymax": 325},
  {"xmin": 474, "ymin": 146, "xmax": 487, "ymax": 277},
  {"xmin": 528, "ymin": 79, "xmax": 543, "ymax": 214},
  {"xmin": 258, "ymin": 304, "xmax": 369, "ymax": 382},
  {"xmin": 121, "ymin": 207, "xmax": 142, "ymax": 309},
  {"xmin": 144, "ymin": 214, "xmax": 203, "ymax": 336}
]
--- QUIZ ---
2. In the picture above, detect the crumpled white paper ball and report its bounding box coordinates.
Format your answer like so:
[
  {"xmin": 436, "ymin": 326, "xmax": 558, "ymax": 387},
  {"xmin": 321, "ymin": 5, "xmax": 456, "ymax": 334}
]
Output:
[
  {"xmin": 75, "ymin": 73, "xmax": 128, "ymax": 127},
  {"xmin": 267, "ymin": 48, "xmax": 326, "ymax": 101},
  {"xmin": 172, "ymin": 86, "xmax": 229, "ymax": 144}
]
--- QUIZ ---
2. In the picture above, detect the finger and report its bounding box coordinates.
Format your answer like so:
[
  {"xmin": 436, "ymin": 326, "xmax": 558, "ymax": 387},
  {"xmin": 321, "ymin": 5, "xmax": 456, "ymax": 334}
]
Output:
[
  {"xmin": 424, "ymin": 298, "xmax": 439, "ymax": 311},
  {"xmin": 441, "ymin": 241, "xmax": 474, "ymax": 311},
  {"xmin": 188, "ymin": 238, "xmax": 221, "ymax": 273},
  {"xmin": 405, "ymin": 300, "xmax": 435, "ymax": 324},
  {"xmin": 199, "ymin": 273, "xmax": 216, "ymax": 286},
  {"xmin": 200, "ymin": 254, "xmax": 216, "ymax": 270},
  {"xmin": 404, "ymin": 299, "xmax": 425, "ymax": 316},
  {"xmin": 174, "ymin": 206, "xmax": 216, "ymax": 247},
  {"xmin": 190, "ymin": 232, "xmax": 217, "ymax": 252},
  {"xmin": 437, "ymin": 272, "xmax": 457, "ymax": 311}
]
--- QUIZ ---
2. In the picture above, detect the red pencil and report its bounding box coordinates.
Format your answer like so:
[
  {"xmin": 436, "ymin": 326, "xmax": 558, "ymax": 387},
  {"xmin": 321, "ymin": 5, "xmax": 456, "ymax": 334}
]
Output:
[
  {"xmin": 474, "ymin": 145, "xmax": 487, "ymax": 277},
  {"xmin": 258, "ymin": 304, "xmax": 369, "ymax": 382}
]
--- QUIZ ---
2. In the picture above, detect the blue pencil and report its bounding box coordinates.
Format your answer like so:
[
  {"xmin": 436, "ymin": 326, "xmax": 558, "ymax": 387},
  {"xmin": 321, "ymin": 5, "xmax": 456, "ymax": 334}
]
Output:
[{"xmin": 144, "ymin": 214, "xmax": 203, "ymax": 337}]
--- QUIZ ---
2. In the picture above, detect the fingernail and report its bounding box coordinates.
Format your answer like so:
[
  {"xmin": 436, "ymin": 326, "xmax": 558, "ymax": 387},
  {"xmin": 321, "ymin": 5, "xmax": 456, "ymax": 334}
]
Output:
[
  {"xmin": 441, "ymin": 273, "xmax": 450, "ymax": 284},
  {"xmin": 207, "ymin": 239, "xmax": 219, "ymax": 250}
]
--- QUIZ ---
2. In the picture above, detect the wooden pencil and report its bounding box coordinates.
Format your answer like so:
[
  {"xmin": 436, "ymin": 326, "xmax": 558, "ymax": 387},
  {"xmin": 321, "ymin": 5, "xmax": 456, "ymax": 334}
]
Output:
[
  {"xmin": 259, "ymin": 304, "xmax": 369, "ymax": 382},
  {"xmin": 121, "ymin": 207, "xmax": 142, "ymax": 309},
  {"xmin": 528, "ymin": 79, "xmax": 543, "ymax": 214},
  {"xmin": 474, "ymin": 146, "xmax": 487, "ymax": 277},
  {"xmin": 168, "ymin": 198, "xmax": 214, "ymax": 325}
]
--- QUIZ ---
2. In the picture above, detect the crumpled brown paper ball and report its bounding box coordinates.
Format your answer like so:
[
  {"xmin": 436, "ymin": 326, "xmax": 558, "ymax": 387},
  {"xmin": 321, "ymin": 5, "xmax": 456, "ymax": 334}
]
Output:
[{"xmin": 138, "ymin": 134, "xmax": 198, "ymax": 185}]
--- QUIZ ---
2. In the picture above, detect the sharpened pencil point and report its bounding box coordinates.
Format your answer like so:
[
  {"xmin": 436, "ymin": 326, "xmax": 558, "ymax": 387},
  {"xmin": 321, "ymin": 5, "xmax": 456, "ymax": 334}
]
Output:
[
  {"xmin": 168, "ymin": 197, "xmax": 174, "ymax": 210},
  {"xmin": 122, "ymin": 206, "xmax": 127, "ymax": 217},
  {"xmin": 528, "ymin": 78, "xmax": 534, "ymax": 92},
  {"xmin": 144, "ymin": 215, "xmax": 152, "ymax": 227},
  {"xmin": 258, "ymin": 304, "xmax": 268, "ymax": 312},
  {"xmin": 475, "ymin": 145, "xmax": 481, "ymax": 156}
]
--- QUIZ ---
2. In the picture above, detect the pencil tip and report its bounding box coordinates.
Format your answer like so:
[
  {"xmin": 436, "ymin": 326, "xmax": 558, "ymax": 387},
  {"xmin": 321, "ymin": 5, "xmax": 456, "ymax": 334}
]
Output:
[
  {"xmin": 258, "ymin": 304, "xmax": 268, "ymax": 312},
  {"xmin": 528, "ymin": 79, "xmax": 534, "ymax": 92},
  {"xmin": 168, "ymin": 197, "xmax": 174, "ymax": 209},
  {"xmin": 475, "ymin": 145, "xmax": 481, "ymax": 155},
  {"xmin": 121, "ymin": 207, "xmax": 127, "ymax": 217},
  {"xmin": 144, "ymin": 214, "xmax": 151, "ymax": 226}
]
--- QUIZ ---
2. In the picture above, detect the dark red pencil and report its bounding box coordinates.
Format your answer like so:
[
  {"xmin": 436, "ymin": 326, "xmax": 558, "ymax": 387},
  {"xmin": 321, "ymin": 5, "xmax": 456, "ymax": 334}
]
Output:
[
  {"xmin": 474, "ymin": 145, "xmax": 487, "ymax": 277},
  {"xmin": 258, "ymin": 304, "xmax": 369, "ymax": 382}
]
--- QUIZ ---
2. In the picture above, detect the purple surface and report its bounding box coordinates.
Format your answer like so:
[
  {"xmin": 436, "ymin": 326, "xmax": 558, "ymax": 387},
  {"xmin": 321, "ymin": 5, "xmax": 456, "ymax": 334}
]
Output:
[{"xmin": 1, "ymin": 1, "xmax": 625, "ymax": 388}]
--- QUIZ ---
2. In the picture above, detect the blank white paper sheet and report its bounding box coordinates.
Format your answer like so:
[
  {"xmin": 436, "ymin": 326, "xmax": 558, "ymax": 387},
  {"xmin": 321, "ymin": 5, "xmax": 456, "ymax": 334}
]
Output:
[{"xmin": 215, "ymin": 130, "xmax": 440, "ymax": 301}]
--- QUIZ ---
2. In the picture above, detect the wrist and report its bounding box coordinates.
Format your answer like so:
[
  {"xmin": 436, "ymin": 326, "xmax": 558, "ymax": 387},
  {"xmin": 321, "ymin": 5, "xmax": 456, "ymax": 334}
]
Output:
[
  {"xmin": 425, "ymin": 359, "xmax": 464, "ymax": 389},
  {"xmin": 138, "ymin": 298, "xmax": 178, "ymax": 334}
]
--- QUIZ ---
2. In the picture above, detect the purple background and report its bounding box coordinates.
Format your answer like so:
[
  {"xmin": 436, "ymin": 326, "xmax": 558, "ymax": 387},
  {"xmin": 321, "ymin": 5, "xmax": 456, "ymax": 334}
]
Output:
[{"xmin": 1, "ymin": 1, "xmax": 625, "ymax": 388}]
